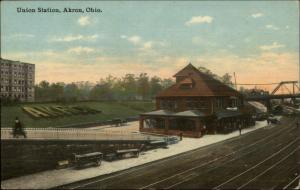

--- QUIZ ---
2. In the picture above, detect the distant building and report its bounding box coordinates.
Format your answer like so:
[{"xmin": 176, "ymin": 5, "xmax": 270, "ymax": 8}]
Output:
[
  {"xmin": 140, "ymin": 63, "xmax": 254, "ymax": 138},
  {"xmin": 0, "ymin": 58, "xmax": 35, "ymax": 102}
]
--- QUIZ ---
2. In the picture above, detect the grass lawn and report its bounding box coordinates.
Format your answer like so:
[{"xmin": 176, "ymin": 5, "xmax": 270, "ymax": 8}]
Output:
[{"xmin": 1, "ymin": 101, "xmax": 155, "ymax": 128}]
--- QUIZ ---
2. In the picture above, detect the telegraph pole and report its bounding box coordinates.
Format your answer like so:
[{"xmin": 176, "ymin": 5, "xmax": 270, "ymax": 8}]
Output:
[{"xmin": 233, "ymin": 72, "xmax": 238, "ymax": 90}]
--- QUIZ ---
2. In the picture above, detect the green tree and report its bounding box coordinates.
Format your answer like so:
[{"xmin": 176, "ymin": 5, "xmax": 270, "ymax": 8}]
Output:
[
  {"xmin": 136, "ymin": 73, "xmax": 150, "ymax": 100},
  {"xmin": 76, "ymin": 81, "xmax": 94, "ymax": 100},
  {"xmin": 64, "ymin": 83, "xmax": 80, "ymax": 102},
  {"xmin": 50, "ymin": 82, "xmax": 64, "ymax": 101},
  {"xmin": 121, "ymin": 74, "xmax": 137, "ymax": 100},
  {"xmin": 149, "ymin": 76, "xmax": 163, "ymax": 98},
  {"xmin": 35, "ymin": 80, "xmax": 51, "ymax": 101},
  {"xmin": 161, "ymin": 78, "xmax": 175, "ymax": 89},
  {"xmin": 221, "ymin": 73, "xmax": 234, "ymax": 88}
]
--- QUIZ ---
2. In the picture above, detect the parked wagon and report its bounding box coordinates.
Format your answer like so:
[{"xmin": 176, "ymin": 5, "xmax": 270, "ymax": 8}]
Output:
[
  {"xmin": 74, "ymin": 152, "xmax": 103, "ymax": 169},
  {"xmin": 164, "ymin": 136, "xmax": 180, "ymax": 145},
  {"xmin": 145, "ymin": 140, "xmax": 168, "ymax": 150},
  {"xmin": 267, "ymin": 116, "xmax": 280, "ymax": 124},
  {"xmin": 104, "ymin": 149, "xmax": 140, "ymax": 161}
]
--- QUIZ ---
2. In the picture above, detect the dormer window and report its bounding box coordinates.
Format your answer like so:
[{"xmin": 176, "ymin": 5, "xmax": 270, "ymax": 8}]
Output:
[
  {"xmin": 176, "ymin": 76, "xmax": 185, "ymax": 83},
  {"xmin": 179, "ymin": 77, "xmax": 194, "ymax": 89}
]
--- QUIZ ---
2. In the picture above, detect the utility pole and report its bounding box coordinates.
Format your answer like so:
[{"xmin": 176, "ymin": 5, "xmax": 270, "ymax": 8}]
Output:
[{"xmin": 233, "ymin": 72, "xmax": 238, "ymax": 90}]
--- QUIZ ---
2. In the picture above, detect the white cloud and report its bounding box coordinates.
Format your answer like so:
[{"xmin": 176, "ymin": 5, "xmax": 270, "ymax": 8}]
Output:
[
  {"xmin": 185, "ymin": 16, "xmax": 213, "ymax": 26},
  {"xmin": 67, "ymin": 46, "xmax": 95, "ymax": 54},
  {"xmin": 128, "ymin": 36, "xmax": 142, "ymax": 44},
  {"xmin": 251, "ymin": 13, "xmax": 264, "ymax": 18},
  {"xmin": 121, "ymin": 34, "xmax": 166, "ymax": 51},
  {"xmin": 49, "ymin": 34, "xmax": 98, "ymax": 42},
  {"xmin": 266, "ymin": 24, "xmax": 279, "ymax": 30},
  {"xmin": 121, "ymin": 35, "xmax": 143, "ymax": 45},
  {"xmin": 140, "ymin": 41, "xmax": 167, "ymax": 53},
  {"xmin": 78, "ymin": 16, "xmax": 91, "ymax": 26},
  {"xmin": 259, "ymin": 42, "xmax": 285, "ymax": 51},
  {"xmin": 142, "ymin": 41, "xmax": 153, "ymax": 50}
]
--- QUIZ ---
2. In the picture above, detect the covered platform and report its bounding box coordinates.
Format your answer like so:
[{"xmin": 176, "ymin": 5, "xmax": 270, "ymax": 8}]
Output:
[
  {"xmin": 139, "ymin": 110, "xmax": 209, "ymax": 138},
  {"xmin": 140, "ymin": 109, "xmax": 255, "ymax": 137},
  {"xmin": 211, "ymin": 109, "xmax": 255, "ymax": 134}
]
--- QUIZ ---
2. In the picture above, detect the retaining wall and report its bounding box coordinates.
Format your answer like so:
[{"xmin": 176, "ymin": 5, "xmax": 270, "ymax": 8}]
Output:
[{"xmin": 1, "ymin": 139, "xmax": 147, "ymax": 180}]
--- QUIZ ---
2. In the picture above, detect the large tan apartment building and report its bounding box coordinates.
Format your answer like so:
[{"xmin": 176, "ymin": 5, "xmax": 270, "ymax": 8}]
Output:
[{"xmin": 0, "ymin": 58, "xmax": 35, "ymax": 102}]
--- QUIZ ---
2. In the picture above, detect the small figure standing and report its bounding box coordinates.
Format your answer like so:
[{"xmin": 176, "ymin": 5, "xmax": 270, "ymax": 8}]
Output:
[
  {"xmin": 238, "ymin": 124, "xmax": 242, "ymax": 136},
  {"xmin": 13, "ymin": 117, "xmax": 26, "ymax": 138},
  {"xmin": 179, "ymin": 132, "xmax": 183, "ymax": 141},
  {"xmin": 203, "ymin": 125, "xmax": 207, "ymax": 135}
]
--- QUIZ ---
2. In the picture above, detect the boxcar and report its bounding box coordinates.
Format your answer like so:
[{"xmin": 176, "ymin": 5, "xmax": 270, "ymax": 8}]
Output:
[{"xmin": 74, "ymin": 152, "xmax": 103, "ymax": 169}]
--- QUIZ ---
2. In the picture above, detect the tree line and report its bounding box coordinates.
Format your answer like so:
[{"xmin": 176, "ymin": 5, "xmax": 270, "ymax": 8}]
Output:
[
  {"xmin": 1, "ymin": 67, "xmax": 237, "ymax": 104},
  {"xmin": 35, "ymin": 68, "xmax": 235, "ymax": 102},
  {"xmin": 35, "ymin": 73, "xmax": 175, "ymax": 102}
]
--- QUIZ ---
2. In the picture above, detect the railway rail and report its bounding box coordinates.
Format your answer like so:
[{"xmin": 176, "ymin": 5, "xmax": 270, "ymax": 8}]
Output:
[
  {"xmin": 56, "ymin": 117, "xmax": 299, "ymax": 189},
  {"xmin": 143, "ymin": 122, "xmax": 299, "ymax": 189},
  {"xmin": 213, "ymin": 139, "xmax": 299, "ymax": 189}
]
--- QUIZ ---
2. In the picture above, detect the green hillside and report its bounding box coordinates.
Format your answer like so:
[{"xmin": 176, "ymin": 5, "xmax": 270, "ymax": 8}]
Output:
[{"xmin": 1, "ymin": 101, "xmax": 155, "ymax": 128}]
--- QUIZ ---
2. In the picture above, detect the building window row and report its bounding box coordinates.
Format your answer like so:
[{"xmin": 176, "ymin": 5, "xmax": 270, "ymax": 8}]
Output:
[
  {"xmin": 160, "ymin": 100, "xmax": 177, "ymax": 110},
  {"xmin": 186, "ymin": 100, "xmax": 207, "ymax": 110}
]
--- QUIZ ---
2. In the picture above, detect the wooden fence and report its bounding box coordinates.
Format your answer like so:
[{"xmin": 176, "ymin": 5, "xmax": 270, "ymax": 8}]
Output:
[{"xmin": 0, "ymin": 128, "xmax": 163, "ymax": 141}]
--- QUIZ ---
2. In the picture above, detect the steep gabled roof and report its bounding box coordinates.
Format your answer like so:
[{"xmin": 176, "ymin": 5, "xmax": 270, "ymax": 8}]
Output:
[
  {"xmin": 157, "ymin": 63, "xmax": 241, "ymax": 97},
  {"xmin": 173, "ymin": 63, "xmax": 197, "ymax": 77}
]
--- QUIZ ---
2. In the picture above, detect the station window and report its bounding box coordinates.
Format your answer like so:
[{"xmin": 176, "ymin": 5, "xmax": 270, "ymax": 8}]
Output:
[
  {"xmin": 160, "ymin": 100, "xmax": 177, "ymax": 110},
  {"xmin": 215, "ymin": 98, "xmax": 224, "ymax": 109},
  {"xmin": 186, "ymin": 100, "xmax": 207, "ymax": 110}
]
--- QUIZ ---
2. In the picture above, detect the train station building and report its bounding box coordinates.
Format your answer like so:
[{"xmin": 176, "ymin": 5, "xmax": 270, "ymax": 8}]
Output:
[{"xmin": 139, "ymin": 63, "xmax": 255, "ymax": 138}]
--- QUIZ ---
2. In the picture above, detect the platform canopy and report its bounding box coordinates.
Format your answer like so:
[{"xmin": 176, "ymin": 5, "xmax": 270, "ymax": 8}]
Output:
[
  {"xmin": 141, "ymin": 109, "xmax": 206, "ymax": 118},
  {"xmin": 140, "ymin": 110, "xmax": 175, "ymax": 117},
  {"xmin": 215, "ymin": 110, "xmax": 243, "ymax": 120},
  {"xmin": 174, "ymin": 110, "xmax": 206, "ymax": 117}
]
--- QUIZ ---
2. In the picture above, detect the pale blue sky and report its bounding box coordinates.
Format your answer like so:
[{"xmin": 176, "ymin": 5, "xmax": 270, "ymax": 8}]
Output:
[{"xmin": 1, "ymin": 1, "xmax": 299, "ymax": 86}]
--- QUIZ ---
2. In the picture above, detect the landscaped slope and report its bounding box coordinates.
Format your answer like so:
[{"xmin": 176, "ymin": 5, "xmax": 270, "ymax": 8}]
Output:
[{"xmin": 1, "ymin": 101, "xmax": 154, "ymax": 128}]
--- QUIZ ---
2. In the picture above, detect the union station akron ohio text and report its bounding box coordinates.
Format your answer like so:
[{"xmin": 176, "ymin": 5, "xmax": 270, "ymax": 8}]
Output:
[{"xmin": 139, "ymin": 63, "xmax": 255, "ymax": 138}]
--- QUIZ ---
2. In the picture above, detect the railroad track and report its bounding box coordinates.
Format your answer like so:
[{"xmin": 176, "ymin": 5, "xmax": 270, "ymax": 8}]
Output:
[
  {"xmin": 141, "ymin": 122, "xmax": 299, "ymax": 189},
  {"xmin": 237, "ymin": 147, "xmax": 299, "ymax": 189},
  {"xmin": 213, "ymin": 139, "xmax": 299, "ymax": 189},
  {"xmin": 56, "ymin": 117, "xmax": 298, "ymax": 189}
]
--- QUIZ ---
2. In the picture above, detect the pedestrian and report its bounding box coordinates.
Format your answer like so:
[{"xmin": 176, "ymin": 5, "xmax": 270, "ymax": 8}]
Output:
[
  {"xmin": 203, "ymin": 125, "xmax": 207, "ymax": 135},
  {"xmin": 179, "ymin": 132, "xmax": 183, "ymax": 141},
  {"xmin": 13, "ymin": 117, "xmax": 26, "ymax": 138},
  {"xmin": 238, "ymin": 124, "xmax": 242, "ymax": 136}
]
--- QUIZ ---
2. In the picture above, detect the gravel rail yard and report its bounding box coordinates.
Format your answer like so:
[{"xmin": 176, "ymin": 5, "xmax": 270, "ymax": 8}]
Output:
[{"xmin": 57, "ymin": 116, "xmax": 300, "ymax": 189}]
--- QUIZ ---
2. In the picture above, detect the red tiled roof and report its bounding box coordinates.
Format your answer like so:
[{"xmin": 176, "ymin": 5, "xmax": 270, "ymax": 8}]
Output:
[{"xmin": 157, "ymin": 63, "xmax": 241, "ymax": 98}]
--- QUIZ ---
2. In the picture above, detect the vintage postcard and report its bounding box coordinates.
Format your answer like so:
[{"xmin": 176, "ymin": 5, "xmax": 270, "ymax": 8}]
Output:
[{"xmin": 1, "ymin": 0, "xmax": 299, "ymax": 189}]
